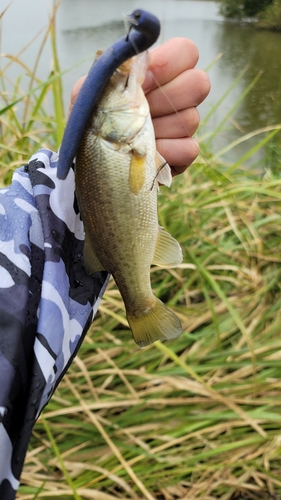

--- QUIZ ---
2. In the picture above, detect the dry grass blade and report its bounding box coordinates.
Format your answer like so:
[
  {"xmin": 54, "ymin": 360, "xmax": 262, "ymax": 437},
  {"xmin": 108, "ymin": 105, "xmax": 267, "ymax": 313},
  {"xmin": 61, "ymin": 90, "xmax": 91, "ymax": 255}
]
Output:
[{"xmin": 63, "ymin": 376, "xmax": 156, "ymax": 500}]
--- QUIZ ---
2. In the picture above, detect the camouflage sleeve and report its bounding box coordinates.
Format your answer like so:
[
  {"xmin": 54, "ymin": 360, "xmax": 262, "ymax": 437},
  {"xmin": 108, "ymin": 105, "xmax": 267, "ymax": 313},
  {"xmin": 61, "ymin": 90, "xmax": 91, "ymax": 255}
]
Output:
[{"xmin": 0, "ymin": 148, "xmax": 109, "ymax": 499}]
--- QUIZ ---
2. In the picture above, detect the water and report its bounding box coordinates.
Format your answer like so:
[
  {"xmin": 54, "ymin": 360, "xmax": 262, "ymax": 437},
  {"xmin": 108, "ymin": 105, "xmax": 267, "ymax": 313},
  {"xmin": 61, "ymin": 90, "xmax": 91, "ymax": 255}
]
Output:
[{"xmin": 2, "ymin": 0, "xmax": 281, "ymax": 166}]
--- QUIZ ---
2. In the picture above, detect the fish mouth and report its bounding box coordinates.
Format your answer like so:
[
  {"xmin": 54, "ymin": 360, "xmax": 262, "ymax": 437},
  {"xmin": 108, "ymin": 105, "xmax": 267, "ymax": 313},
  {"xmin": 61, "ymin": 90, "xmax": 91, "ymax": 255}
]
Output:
[{"xmin": 100, "ymin": 104, "xmax": 144, "ymax": 113}]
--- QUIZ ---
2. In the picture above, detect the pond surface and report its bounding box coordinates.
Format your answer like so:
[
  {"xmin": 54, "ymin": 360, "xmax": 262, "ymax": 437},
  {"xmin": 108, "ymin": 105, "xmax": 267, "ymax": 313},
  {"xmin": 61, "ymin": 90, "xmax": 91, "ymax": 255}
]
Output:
[{"xmin": 2, "ymin": 0, "xmax": 281, "ymax": 166}]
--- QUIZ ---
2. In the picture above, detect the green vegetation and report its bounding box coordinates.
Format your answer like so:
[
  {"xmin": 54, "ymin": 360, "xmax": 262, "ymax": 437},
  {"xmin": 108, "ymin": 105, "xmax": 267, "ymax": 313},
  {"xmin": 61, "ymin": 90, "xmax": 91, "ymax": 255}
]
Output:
[
  {"xmin": 1, "ymin": 4, "xmax": 281, "ymax": 500},
  {"xmin": 258, "ymin": 0, "xmax": 281, "ymax": 30},
  {"xmin": 217, "ymin": 0, "xmax": 281, "ymax": 31},
  {"xmin": 217, "ymin": 0, "xmax": 274, "ymax": 19},
  {"xmin": 0, "ymin": 2, "xmax": 64, "ymax": 186}
]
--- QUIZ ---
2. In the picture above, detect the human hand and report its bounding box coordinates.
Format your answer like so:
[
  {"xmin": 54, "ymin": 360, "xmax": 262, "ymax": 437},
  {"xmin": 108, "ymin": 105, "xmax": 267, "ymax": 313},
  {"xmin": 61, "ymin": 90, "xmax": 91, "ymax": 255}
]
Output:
[
  {"xmin": 69, "ymin": 38, "xmax": 210, "ymax": 177},
  {"xmin": 142, "ymin": 38, "xmax": 210, "ymax": 176}
]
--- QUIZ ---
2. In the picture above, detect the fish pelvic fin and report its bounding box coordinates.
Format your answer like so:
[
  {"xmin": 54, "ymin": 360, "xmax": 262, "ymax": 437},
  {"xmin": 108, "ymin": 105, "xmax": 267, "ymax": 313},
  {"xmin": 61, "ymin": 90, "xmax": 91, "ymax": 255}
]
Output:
[
  {"xmin": 127, "ymin": 297, "xmax": 182, "ymax": 348},
  {"xmin": 152, "ymin": 226, "xmax": 183, "ymax": 267},
  {"xmin": 84, "ymin": 234, "xmax": 106, "ymax": 274}
]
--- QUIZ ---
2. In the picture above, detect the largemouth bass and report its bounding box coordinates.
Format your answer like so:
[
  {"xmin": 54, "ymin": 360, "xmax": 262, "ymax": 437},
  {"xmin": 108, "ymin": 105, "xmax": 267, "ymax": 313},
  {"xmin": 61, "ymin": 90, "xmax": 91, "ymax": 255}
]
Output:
[{"xmin": 75, "ymin": 51, "xmax": 183, "ymax": 348}]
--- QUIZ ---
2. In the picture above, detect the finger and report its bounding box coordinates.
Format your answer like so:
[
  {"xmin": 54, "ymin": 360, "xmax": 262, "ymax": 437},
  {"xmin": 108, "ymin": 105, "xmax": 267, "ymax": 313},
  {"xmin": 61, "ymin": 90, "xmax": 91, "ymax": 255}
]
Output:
[
  {"xmin": 68, "ymin": 39, "xmax": 197, "ymax": 111},
  {"xmin": 156, "ymin": 137, "xmax": 200, "ymax": 175},
  {"xmin": 68, "ymin": 76, "xmax": 87, "ymax": 115},
  {"xmin": 147, "ymin": 68, "xmax": 210, "ymax": 118},
  {"xmin": 143, "ymin": 37, "xmax": 199, "ymax": 93},
  {"xmin": 152, "ymin": 107, "xmax": 200, "ymax": 139}
]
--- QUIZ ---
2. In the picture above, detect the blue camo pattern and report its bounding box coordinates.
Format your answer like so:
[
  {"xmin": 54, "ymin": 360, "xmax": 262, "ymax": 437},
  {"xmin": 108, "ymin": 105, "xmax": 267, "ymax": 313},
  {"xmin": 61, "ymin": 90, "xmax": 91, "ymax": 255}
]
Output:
[{"xmin": 0, "ymin": 149, "xmax": 109, "ymax": 499}]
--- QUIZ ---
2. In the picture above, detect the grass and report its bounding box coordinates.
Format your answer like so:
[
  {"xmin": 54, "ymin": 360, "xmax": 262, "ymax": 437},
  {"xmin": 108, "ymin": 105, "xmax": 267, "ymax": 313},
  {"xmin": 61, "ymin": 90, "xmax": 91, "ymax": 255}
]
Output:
[
  {"xmin": 0, "ymin": 1, "xmax": 63, "ymax": 185},
  {"xmin": 1, "ymin": 3, "xmax": 281, "ymax": 500}
]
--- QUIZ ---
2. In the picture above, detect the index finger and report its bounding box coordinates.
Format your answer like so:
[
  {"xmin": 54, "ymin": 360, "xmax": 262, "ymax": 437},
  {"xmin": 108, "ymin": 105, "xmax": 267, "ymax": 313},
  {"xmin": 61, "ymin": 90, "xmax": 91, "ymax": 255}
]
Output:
[{"xmin": 142, "ymin": 37, "xmax": 199, "ymax": 94}]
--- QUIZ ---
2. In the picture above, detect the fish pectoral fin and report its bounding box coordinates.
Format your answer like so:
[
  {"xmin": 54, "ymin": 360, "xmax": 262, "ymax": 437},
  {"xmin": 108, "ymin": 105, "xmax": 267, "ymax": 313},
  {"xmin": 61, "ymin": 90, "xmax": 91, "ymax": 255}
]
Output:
[
  {"xmin": 152, "ymin": 226, "xmax": 183, "ymax": 267},
  {"xmin": 83, "ymin": 235, "xmax": 105, "ymax": 274},
  {"xmin": 155, "ymin": 152, "xmax": 172, "ymax": 187},
  {"xmin": 129, "ymin": 150, "xmax": 146, "ymax": 195},
  {"xmin": 127, "ymin": 297, "xmax": 182, "ymax": 348}
]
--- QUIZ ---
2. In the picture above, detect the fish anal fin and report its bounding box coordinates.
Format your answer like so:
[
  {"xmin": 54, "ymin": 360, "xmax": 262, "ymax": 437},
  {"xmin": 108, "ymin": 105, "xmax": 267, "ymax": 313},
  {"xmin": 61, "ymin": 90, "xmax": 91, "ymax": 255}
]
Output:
[
  {"xmin": 129, "ymin": 150, "xmax": 146, "ymax": 195},
  {"xmin": 155, "ymin": 152, "xmax": 172, "ymax": 187},
  {"xmin": 84, "ymin": 235, "xmax": 105, "ymax": 274},
  {"xmin": 152, "ymin": 226, "xmax": 183, "ymax": 267},
  {"xmin": 127, "ymin": 297, "xmax": 182, "ymax": 348}
]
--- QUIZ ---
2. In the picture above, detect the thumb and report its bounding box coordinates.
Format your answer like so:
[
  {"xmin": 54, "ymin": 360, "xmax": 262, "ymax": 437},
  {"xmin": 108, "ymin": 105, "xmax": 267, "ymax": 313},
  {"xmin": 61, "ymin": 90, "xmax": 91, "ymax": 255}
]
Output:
[{"xmin": 68, "ymin": 76, "xmax": 87, "ymax": 116}]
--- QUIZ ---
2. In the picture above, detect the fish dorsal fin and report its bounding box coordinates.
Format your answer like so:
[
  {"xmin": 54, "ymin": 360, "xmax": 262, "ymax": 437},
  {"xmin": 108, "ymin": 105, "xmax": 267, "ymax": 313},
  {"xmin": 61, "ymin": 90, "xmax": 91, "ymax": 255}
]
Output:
[
  {"xmin": 155, "ymin": 152, "xmax": 172, "ymax": 187},
  {"xmin": 152, "ymin": 226, "xmax": 183, "ymax": 267},
  {"xmin": 83, "ymin": 234, "xmax": 105, "ymax": 274},
  {"xmin": 129, "ymin": 149, "xmax": 146, "ymax": 195}
]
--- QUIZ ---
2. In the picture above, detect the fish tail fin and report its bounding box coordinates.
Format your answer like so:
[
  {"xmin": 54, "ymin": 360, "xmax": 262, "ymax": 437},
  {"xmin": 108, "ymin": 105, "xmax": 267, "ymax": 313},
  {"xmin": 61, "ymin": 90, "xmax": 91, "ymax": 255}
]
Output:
[{"xmin": 127, "ymin": 297, "xmax": 182, "ymax": 348}]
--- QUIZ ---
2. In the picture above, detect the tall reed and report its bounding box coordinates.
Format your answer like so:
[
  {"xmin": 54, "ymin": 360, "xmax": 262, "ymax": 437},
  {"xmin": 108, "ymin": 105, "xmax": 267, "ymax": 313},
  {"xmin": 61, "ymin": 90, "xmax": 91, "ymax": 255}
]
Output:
[{"xmin": 0, "ymin": 0, "xmax": 64, "ymax": 185}]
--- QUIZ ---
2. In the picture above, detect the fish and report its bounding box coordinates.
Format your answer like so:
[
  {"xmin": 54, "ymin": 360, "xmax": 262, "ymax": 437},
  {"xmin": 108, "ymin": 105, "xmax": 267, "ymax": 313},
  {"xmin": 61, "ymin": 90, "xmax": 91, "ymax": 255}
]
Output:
[{"xmin": 75, "ymin": 51, "xmax": 183, "ymax": 348}]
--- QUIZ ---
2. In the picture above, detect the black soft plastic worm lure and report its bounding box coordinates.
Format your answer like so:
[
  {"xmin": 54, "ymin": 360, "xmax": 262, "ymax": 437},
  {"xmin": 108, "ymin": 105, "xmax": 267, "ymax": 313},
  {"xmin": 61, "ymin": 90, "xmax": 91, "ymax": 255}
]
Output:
[{"xmin": 57, "ymin": 9, "xmax": 161, "ymax": 180}]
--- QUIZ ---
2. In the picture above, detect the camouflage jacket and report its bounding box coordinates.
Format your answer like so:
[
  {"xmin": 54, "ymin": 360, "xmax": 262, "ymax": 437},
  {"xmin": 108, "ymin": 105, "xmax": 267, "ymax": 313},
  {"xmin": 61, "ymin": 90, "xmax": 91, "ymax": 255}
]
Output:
[{"xmin": 0, "ymin": 149, "xmax": 109, "ymax": 499}]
